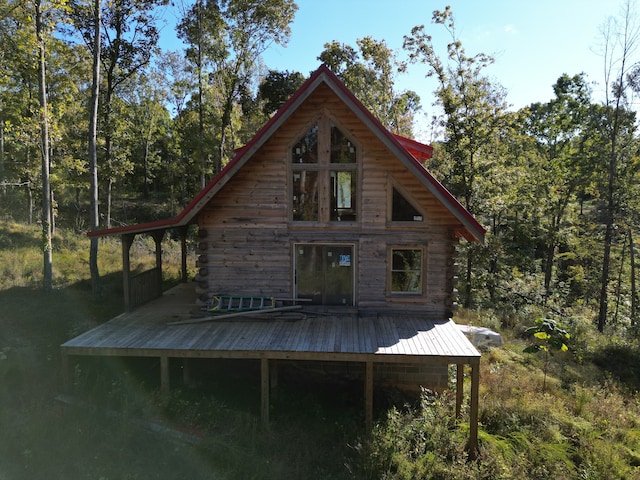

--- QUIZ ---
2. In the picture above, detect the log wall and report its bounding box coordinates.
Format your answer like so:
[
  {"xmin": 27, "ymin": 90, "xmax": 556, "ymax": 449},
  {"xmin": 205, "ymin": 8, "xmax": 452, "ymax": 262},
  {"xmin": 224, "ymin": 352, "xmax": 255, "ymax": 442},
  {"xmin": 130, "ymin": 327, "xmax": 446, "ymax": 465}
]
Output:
[{"xmin": 198, "ymin": 83, "xmax": 464, "ymax": 316}]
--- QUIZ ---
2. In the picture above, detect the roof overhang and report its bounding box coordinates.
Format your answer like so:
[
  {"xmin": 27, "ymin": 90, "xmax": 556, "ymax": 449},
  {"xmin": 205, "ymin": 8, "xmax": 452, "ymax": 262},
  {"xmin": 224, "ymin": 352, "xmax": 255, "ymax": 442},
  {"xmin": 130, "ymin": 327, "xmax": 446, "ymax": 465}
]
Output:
[{"xmin": 89, "ymin": 65, "xmax": 485, "ymax": 243}]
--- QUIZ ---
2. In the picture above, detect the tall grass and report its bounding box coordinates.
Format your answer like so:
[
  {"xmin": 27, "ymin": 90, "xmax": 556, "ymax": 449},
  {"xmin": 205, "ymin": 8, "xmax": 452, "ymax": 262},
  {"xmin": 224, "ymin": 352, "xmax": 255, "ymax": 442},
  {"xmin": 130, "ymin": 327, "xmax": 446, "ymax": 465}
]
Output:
[
  {"xmin": 354, "ymin": 323, "xmax": 640, "ymax": 480},
  {"xmin": 0, "ymin": 221, "xmax": 188, "ymax": 290},
  {"xmin": 2, "ymin": 222, "xmax": 640, "ymax": 479}
]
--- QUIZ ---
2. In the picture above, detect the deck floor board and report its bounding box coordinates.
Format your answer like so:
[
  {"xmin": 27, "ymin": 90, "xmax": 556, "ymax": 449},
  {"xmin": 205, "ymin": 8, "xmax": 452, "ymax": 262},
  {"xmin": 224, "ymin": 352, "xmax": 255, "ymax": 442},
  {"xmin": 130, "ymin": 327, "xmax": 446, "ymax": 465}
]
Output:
[{"xmin": 61, "ymin": 284, "xmax": 480, "ymax": 363}]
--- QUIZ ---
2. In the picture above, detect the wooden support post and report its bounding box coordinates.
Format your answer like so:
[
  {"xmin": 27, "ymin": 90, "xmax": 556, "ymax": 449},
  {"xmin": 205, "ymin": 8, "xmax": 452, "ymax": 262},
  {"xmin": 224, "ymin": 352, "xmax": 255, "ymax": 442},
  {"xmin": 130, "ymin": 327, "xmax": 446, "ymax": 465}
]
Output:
[
  {"xmin": 182, "ymin": 358, "xmax": 191, "ymax": 386},
  {"xmin": 261, "ymin": 358, "xmax": 270, "ymax": 427},
  {"xmin": 122, "ymin": 234, "xmax": 134, "ymax": 311},
  {"xmin": 160, "ymin": 355, "xmax": 170, "ymax": 395},
  {"xmin": 152, "ymin": 230, "xmax": 165, "ymax": 297},
  {"xmin": 270, "ymin": 360, "xmax": 279, "ymax": 399},
  {"xmin": 468, "ymin": 359, "xmax": 480, "ymax": 458},
  {"xmin": 365, "ymin": 360, "xmax": 373, "ymax": 432},
  {"xmin": 456, "ymin": 363, "xmax": 464, "ymax": 417},
  {"xmin": 179, "ymin": 226, "xmax": 188, "ymax": 283},
  {"xmin": 60, "ymin": 352, "xmax": 71, "ymax": 393}
]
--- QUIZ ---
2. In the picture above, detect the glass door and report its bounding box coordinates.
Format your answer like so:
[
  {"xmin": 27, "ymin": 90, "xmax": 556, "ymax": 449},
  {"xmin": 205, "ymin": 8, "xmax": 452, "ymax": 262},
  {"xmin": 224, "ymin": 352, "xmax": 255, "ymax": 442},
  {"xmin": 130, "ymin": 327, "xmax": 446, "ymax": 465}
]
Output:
[{"xmin": 294, "ymin": 244, "xmax": 354, "ymax": 305}]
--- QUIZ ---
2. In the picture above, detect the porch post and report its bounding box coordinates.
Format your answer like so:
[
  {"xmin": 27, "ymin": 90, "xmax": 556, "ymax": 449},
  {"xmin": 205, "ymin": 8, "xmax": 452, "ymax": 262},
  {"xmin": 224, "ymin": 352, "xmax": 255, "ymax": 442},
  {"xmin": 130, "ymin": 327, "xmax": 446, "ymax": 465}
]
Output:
[
  {"xmin": 122, "ymin": 233, "xmax": 134, "ymax": 311},
  {"xmin": 160, "ymin": 355, "xmax": 170, "ymax": 395},
  {"xmin": 456, "ymin": 363, "xmax": 464, "ymax": 417},
  {"xmin": 179, "ymin": 226, "xmax": 188, "ymax": 283},
  {"xmin": 468, "ymin": 358, "xmax": 480, "ymax": 458},
  {"xmin": 60, "ymin": 351, "xmax": 71, "ymax": 393},
  {"xmin": 365, "ymin": 360, "xmax": 373, "ymax": 431},
  {"xmin": 182, "ymin": 358, "xmax": 191, "ymax": 386},
  {"xmin": 261, "ymin": 358, "xmax": 270, "ymax": 427},
  {"xmin": 152, "ymin": 230, "xmax": 165, "ymax": 297}
]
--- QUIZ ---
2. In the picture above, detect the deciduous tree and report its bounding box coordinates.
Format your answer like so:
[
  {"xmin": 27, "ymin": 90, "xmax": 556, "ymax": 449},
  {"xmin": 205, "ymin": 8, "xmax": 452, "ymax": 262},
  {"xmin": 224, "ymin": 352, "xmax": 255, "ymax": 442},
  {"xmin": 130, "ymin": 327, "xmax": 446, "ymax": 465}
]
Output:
[
  {"xmin": 71, "ymin": 0, "xmax": 166, "ymax": 229},
  {"xmin": 594, "ymin": 0, "xmax": 640, "ymax": 332},
  {"xmin": 258, "ymin": 69, "xmax": 305, "ymax": 116},
  {"xmin": 403, "ymin": 6, "xmax": 507, "ymax": 307},
  {"xmin": 178, "ymin": 0, "xmax": 297, "ymax": 179},
  {"xmin": 524, "ymin": 74, "xmax": 593, "ymax": 297},
  {"xmin": 319, "ymin": 37, "xmax": 420, "ymax": 136}
]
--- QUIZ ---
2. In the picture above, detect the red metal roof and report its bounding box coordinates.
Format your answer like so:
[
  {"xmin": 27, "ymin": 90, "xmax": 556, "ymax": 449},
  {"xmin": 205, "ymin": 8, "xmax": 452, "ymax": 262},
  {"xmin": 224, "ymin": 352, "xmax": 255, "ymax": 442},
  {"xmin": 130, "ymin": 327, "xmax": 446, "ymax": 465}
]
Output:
[
  {"xmin": 89, "ymin": 65, "xmax": 485, "ymax": 242},
  {"xmin": 392, "ymin": 134, "xmax": 434, "ymax": 162}
]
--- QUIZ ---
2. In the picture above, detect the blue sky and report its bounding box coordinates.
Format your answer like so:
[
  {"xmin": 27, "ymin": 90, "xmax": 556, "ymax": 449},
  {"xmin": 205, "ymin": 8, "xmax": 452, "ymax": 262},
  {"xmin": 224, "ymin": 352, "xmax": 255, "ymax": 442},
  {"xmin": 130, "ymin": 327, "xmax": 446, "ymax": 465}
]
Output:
[{"xmin": 160, "ymin": 0, "xmax": 621, "ymax": 140}]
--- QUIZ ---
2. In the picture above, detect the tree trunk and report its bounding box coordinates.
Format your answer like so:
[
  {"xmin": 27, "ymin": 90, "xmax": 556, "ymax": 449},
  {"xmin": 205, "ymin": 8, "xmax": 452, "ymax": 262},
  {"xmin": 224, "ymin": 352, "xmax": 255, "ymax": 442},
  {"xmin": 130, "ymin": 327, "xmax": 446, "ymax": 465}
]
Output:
[
  {"xmin": 103, "ymin": 29, "xmax": 117, "ymax": 229},
  {"xmin": 107, "ymin": 177, "xmax": 113, "ymax": 229},
  {"xmin": 597, "ymin": 116, "xmax": 619, "ymax": 333},
  {"xmin": 630, "ymin": 227, "xmax": 637, "ymax": 326},
  {"xmin": 464, "ymin": 252, "xmax": 473, "ymax": 309},
  {"xmin": 35, "ymin": 0, "xmax": 53, "ymax": 292},
  {"xmin": 89, "ymin": 0, "xmax": 101, "ymax": 294},
  {"xmin": 27, "ymin": 182, "xmax": 33, "ymax": 224},
  {"xmin": 614, "ymin": 232, "xmax": 627, "ymax": 325},
  {"xmin": 197, "ymin": 0, "xmax": 206, "ymax": 189},
  {"xmin": 217, "ymin": 95, "xmax": 234, "ymax": 175},
  {"xmin": 0, "ymin": 109, "xmax": 5, "ymax": 195},
  {"xmin": 544, "ymin": 242, "xmax": 555, "ymax": 298},
  {"xmin": 143, "ymin": 138, "xmax": 150, "ymax": 199},
  {"xmin": 50, "ymin": 189, "xmax": 55, "ymax": 236},
  {"xmin": 598, "ymin": 220, "xmax": 613, "ymax": 333}
]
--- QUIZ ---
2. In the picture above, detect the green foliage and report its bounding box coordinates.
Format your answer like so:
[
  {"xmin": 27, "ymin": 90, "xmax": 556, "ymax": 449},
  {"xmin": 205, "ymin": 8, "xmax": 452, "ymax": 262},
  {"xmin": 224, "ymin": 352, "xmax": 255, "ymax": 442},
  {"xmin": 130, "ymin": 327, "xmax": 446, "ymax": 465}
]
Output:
[
  {"xmin": 258, "ymin": 69, "xmax": 306, "ymax": 115},
  {"xmin": 177, "ymin": 0, "xmax": 298, "ymax": 174},
  {"xmin": 524, "ymin": 317, "xmax": 571, "ymax": 391},
  {"xmin": 524, "ymin": 317, "xmax": 571, "ymax": 354},
  {"xmin": 2, "ymin": 228, "xmax": 640, "ymax": 478},
  {"xmin": 319, "ymin": 36, "xmax": 420, "ymax": 136}
]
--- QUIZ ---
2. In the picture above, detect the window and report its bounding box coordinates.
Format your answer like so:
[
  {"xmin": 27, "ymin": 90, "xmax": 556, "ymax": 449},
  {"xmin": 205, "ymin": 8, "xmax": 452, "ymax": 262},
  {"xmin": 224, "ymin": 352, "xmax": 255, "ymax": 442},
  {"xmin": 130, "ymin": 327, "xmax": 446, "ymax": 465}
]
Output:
[
  {"xmin": 292, "ymin": 171, "xmax": 318, "ymax": 221},
  {"xmin": 330, "ymin": 171, "xmax": 356, "ymax": 221},
  {"xmin": 291, "ymin": 119, "xmax": 357, "ymax": 222},
  {"xmin": 392, "ymin": 188, "xmax": 422, "ymax": 222},
  {"xmin": 292, "ymin": 123, "xmax": 318, "ymax": 163},
  {"xmin": 330, "ymin": 125, "xmax": 357, "ymax": 163},
  {"xmin": 391, "ymin": 248, "xmax": 423, "ymax": 294}
]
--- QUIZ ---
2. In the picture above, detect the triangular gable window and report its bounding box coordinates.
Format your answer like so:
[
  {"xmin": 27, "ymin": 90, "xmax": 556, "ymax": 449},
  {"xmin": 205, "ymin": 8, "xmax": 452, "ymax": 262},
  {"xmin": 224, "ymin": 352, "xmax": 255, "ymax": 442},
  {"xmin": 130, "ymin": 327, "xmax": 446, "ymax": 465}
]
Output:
[{"xmin": 392, "ymin": 188, "xmax": 423, "ymax": 222}]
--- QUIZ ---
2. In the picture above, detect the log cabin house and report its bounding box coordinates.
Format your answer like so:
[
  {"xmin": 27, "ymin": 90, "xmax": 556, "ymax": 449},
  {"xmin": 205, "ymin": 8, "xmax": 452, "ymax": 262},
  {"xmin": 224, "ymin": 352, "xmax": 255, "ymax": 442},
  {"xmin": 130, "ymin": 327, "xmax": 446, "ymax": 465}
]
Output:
[{"xmin": 61, "ymin": 65, "xmax": 485, "ymax": 452}]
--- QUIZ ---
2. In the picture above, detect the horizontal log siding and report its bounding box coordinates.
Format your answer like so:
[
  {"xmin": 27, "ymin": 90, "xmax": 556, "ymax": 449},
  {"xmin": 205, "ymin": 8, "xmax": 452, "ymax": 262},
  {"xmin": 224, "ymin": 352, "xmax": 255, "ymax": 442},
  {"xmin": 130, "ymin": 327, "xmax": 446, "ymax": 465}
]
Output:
[
  {"xmin": 201, "ymin": 145, "xmax": 290, "ymax": 297},
  {"xmin": 197, "ymin": 85, "xmax": 461, "ymax": 315}
]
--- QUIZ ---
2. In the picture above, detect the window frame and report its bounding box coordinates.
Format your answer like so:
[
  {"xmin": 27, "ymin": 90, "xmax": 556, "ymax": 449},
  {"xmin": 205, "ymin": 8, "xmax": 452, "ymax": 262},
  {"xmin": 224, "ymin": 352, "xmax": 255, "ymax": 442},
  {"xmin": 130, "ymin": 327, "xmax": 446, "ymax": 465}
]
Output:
[
  {"xmin": 386, "ymin": 176, "xmax": 426, "ymax": 225},
  {"xmin": 388, "ymin": 245, "xmax": 427, "ymax": 296},
  {"xmin": 289, "ymin": 116, "xmax": 359, "ymax": 224}
]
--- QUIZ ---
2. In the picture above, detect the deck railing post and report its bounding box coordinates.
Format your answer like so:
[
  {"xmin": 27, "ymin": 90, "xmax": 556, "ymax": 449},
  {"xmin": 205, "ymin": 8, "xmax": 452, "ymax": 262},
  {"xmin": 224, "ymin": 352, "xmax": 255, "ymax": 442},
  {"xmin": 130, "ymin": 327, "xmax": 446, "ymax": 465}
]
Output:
[
  {"xmin": 122, "ymin": 233, "xmax": 134, "ymax": 311},
  {"xmin": 60, "ymin": 352, "xmax": 71, "ymax": 394},
  {"xmin": 182, "ymin": 358, "xmax": 191, "ymax": 386},
  {"xmin": 152, "ymin": 231, "xmax": 165, "ymax": 297},
  {"xmin": 261, "ymin": 358, "xmax": 270, "ymax": 427},
  {"xmin": 160, "ymin": 355, "xmax": 170, "ymax": 395},
  {"xmin": 468, "ymin": 358, "xmax": 480, "ymax": 458},
  {"xmin": 179, "ymin": 226, "xmax": 188, "ymax": 283},
  {"xmin": 456, "ymin": 363, "xmax": 464, "ymax": 417},
  {"xmin": 365, "ymin": 360, "xmax": 373, "ymax": 432}
]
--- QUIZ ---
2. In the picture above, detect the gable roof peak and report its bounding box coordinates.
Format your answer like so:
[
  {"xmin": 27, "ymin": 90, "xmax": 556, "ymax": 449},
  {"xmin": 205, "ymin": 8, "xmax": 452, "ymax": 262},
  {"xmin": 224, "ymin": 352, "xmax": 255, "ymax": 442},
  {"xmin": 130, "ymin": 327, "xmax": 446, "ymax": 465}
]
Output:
[{"xmin": 89, "ymin": 64, "xmax": 484, "ymax": 243}]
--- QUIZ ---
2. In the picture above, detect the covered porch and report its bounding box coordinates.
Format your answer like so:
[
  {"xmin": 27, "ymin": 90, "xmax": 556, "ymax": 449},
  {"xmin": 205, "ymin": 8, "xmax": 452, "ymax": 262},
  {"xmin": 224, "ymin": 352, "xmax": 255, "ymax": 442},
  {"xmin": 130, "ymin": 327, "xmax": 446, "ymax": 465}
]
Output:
[{"xmin": 61, "ymin": 283, "xmax": 481, "ymax": 453}]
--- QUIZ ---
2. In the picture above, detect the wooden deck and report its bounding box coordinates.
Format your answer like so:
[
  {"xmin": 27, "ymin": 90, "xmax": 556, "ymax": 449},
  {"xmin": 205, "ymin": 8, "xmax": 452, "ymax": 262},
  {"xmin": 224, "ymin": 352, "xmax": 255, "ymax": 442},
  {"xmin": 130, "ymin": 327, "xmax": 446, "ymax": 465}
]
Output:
[
  {"xmin": 60, "ymin": 283, "xmax": 480, "ymax": 452},
  {"xmin": 62, "ymin": 284, "xmax": 479, "ymax": 363}
]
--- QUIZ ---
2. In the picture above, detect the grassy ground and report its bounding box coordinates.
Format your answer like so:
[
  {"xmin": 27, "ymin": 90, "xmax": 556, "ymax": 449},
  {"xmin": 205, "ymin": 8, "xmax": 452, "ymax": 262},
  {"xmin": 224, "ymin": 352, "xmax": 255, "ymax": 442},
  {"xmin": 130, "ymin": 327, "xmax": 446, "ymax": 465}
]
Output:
[{"xmin": 2, "ymin": 221, "xmax": 640, "ymax": 479}]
